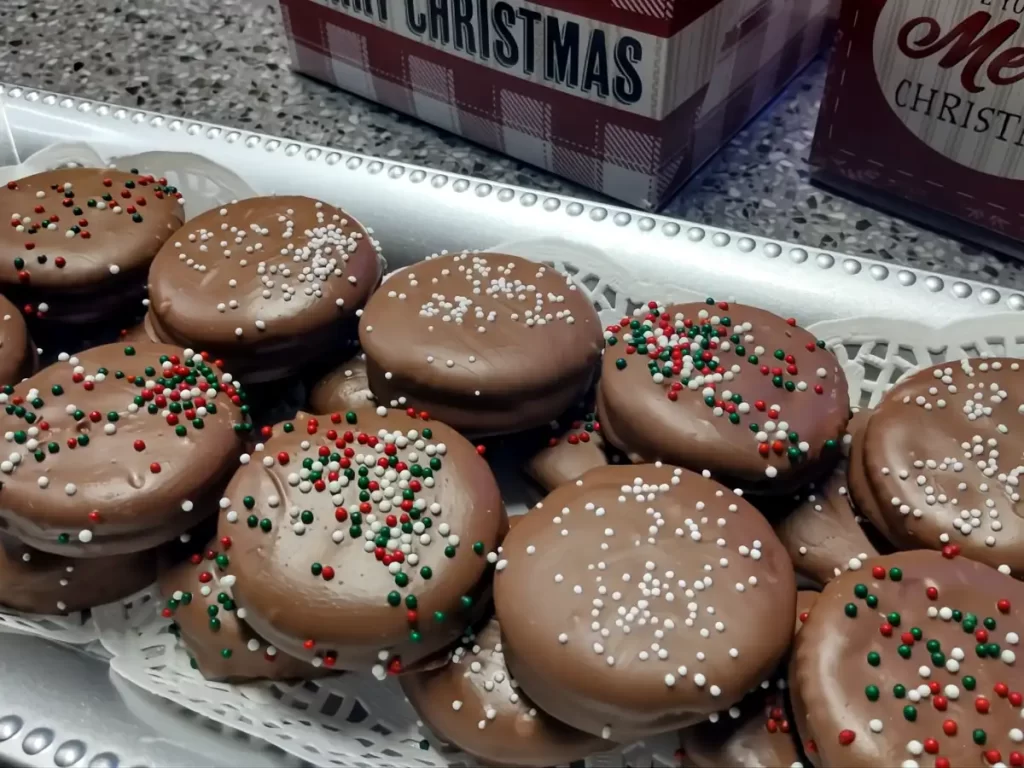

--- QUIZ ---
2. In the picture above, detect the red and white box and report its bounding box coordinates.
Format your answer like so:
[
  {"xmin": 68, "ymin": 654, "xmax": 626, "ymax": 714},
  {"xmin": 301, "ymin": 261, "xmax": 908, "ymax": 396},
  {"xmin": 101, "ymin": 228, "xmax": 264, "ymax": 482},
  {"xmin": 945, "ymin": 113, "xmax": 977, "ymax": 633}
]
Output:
[
  {"xmin": 812, "ymin": 0, "xmax": 1024, "ymax": 258},
  {"xmin": 280, "ymin": 0, "xmax": 836, "ymax": 209}
]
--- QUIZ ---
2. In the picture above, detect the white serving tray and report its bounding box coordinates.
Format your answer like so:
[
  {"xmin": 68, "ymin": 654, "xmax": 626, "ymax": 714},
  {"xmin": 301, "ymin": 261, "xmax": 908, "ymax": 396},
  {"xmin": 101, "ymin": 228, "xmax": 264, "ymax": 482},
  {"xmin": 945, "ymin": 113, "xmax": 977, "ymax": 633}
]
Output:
[{"xmin": 0, "ymin": 81, "xmax": 1020, "ymax": 768}]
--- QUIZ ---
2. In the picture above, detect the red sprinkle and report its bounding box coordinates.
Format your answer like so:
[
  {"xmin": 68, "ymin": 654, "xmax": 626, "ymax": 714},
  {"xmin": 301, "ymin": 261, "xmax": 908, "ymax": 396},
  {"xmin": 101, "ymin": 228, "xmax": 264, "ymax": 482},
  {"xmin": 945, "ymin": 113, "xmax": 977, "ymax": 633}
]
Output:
[
  {"xmin": 133, "ymin": 439, "xmax": 146, "ymax": 452},
  {"xmin": 149, "ymin": 462, "xmax": 162, "ymax": 474},
  {"xmin": 837, "ymin": 730, "xmax": 855, "ymax": 746}
]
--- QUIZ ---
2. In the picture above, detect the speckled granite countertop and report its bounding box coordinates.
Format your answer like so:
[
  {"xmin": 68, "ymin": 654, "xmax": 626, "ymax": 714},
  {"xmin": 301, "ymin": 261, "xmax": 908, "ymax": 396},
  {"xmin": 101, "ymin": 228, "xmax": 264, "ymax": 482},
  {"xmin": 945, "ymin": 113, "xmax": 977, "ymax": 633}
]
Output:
[{"xmin": 2, "ymin": 0, "xmax": 1022, "ymax": 289}]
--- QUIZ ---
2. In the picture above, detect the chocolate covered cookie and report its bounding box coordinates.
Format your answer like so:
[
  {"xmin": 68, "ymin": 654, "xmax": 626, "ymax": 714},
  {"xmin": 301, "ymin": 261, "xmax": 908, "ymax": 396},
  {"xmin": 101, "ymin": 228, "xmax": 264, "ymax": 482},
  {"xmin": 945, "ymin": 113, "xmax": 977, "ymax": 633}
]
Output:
[
  {"xmin": 0, "ymin": 534, "xmax": 153, "ymax": 614},
  {"xmin": 0, "ymin": 342, "xmax": 248, "ymax": 556},
  {"xmin": 0, "ymin": 292, "xmax": 36, "ymax": 386},
  {"xmin": 525, "ymin": 407, "xmax": 610, "ymax": 492},
  {"xmin": 849, "ymin": 359, "xmax": 1024, "ymax": 574},
  {"xmin": 401, "ymin": 617, "xmax": 608, "ymax": 766},
  {"xmin": 776, "ymin": 412, "xmax": 878, "ymax": 586},
  {"xmin": 359, "ymin": 252, "xmax": 603, "ymax": 436},
  {"xmin": 146, "ymin": 196, "xmax": 383, "ymax": 383},
  {"xmin": 159, "ymin": 538, "xmax": 319, "ymax": 682},
  {"xmin": 598, "ymin": 300, "xmax": 849, "ymax": 493},
  {"xmin": 792, "ymin": 550, "xmax": 1024, "ymax": 767},
  {"xmin": 494, "ymin": 463, "xmax": 797, "ymax": 740},
  {"xmin": 220, "ymin": 409, "xmax": 506, "ymax": 673},
  {"xmin": 308, "ymin": 353, "xmax": 375, "ymax": 414},
  {"xmin": 1, "ymin": 168, "xmax": 185, "ymax": 325},
  {"xmin": 680, "ymin": 590, "xmax": 816, "ymax": 768}
]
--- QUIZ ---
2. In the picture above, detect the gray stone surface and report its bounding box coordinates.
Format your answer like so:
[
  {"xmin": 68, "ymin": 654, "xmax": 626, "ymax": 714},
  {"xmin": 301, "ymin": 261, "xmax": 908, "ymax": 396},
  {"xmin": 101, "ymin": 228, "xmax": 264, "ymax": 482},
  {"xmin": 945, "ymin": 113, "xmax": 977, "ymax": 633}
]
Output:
[{"xmin": 2, "ymin": 0, "xmax": 1022, "ymax": 288}]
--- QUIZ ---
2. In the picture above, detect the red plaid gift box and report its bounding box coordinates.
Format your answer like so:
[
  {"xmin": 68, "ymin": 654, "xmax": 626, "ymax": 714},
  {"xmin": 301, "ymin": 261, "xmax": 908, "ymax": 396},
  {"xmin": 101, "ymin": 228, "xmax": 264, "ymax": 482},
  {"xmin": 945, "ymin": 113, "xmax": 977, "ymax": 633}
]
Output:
[
  {"xmin": 281, "ymin": 0, "xmax": 836, "ymax": 209},
  {"xmin": 812, "ymin": 0, "xmax": 1024, "ymax": 258}
]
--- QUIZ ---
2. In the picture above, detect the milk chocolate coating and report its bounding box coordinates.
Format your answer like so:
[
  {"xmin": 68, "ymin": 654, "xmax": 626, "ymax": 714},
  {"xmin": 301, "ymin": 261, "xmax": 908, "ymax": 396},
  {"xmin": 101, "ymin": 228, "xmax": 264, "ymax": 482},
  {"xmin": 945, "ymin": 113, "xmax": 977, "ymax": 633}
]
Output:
[
  {"xmin": 221, "ymin": 409, "xmax": 506, "ymax": 672},
  {"xmin": 850, "ymin": 359, "xmax": 1024, "ymax": 574},
  {"xmin": 791, "ymin": 550, "xmax": 1024, "ymax": 767},
  {"xmin": 776, "ymin": 412, "xmax": 878, "ymax": 586},
  {"xmin": 0, "ymin": 169, "xmax": 185, "ymax": 322},
  {"xmin": 680, "ymin": 591, "xmax": 817, "ymax": 768},
  {"xmin": 795, "ymin": 590, "xmax": 818, "ymax": 634},
  {"xmin": 598, "ymin": 302, "xmax": 848, "ymax": 494},
  {"xmin": 680, "ymin": 678, "xmax": 802, "ymax": 768},
  {"xmin": 359, "ymin": 252, "xmax": 604, "ymax": 437},
  {"xmin": 159, "ymin": 538, "xmax": 321, "ymax": 682},
  {"xmin": 119, "ymin": 319, "xmax": 159, "ymax": 345},
  {"xmin": 147, "ymin": 196, "xmax": 383, "ymax": 382},
  {"xmin": 308, "ymin": 354, "xmax": 375, "ymax": 414},
  {"xmin": 846, "ymin": 416, "xmax": 899, "ymax": 546},
  {"xmin": 401, "ymin": 618, "xmax": 609, "ymax": 766},
  {"xmin": 0, "ymin": 342, "xmax": 246, "ymax": 556},
  {"xmin": 525, "ymin": 409, "xmax": 609, "ymax": 492},
  {"xmin": 0, "ymin": 534, "xmax": 154, "ymax": 614},
  {"xmin": 494, "ymin": 463, "xmax": 797, "ymax": 740},
  {"xmin": 0, "ymin": 292, "xmax": 36, "ymax": 386}
]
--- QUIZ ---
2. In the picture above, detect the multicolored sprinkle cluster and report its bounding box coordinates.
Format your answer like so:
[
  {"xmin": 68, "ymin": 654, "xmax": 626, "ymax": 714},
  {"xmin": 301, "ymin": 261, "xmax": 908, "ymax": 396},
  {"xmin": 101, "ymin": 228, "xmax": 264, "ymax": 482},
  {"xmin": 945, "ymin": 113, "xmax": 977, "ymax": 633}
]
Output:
[
  {"xmin": 0, "ymin": 346, "xmax": 249, "ymax": 545},
  {"xmin": 5, "ymin": 171, "xmax": 183, "ymax": 317},
  {"xmin": 605, "ymin": 298, "xmax": 835, "ymax": 476},
  {"xmin": 832, "ymin": 562, "xmax": 1022, "ymax": 767}
]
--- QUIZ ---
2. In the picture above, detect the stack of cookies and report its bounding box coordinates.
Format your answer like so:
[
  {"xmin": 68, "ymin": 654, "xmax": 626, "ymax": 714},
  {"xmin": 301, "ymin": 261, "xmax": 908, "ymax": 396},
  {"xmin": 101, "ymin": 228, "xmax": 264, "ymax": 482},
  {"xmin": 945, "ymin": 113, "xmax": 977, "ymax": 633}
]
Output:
[{"xmin": 1, "ymin": 166, "xmax": 1021, "ymax": 768}]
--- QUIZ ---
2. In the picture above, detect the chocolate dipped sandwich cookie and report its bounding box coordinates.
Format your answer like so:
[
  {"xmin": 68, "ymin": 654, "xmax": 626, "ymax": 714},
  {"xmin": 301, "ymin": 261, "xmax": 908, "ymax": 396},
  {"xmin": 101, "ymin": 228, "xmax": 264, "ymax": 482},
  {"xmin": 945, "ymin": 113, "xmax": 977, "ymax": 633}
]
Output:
[
  {"xmin": 1, "ymin": 168, "xmax": 185, "ymax": 327},
  {"xmin": 159, "ymin": 537, "xmax": 320, "ymax": 682},
  {"xmin": 525, "ymin": 405, "xmax": 614, "ymax": 493},
  {"xmin": 219, "ymin": 408, "xmax": 506, "ymax": 673},
  {"xmin": 308, "ymin": 353, "xmax": 375, "ymax": 414},
  {"xmin": 791, "ymin": 550, "xmax": 1024, "ymax": 767},
  {"xmin": 0, "ymin": 533, "xmax": 154, "ymax": 615},
  {"xmin": 598, "ymin": 300, "xmax": 849, "ymax": 493},
  {"xmin": 401, "ymin": 617, "xmax": 609, "ymax": 766},
  {"xmin": 776, "ymin": 411, "xmax": 879, "ymax": 587},
  {"xmin": 359, "ymin": 251, "xmax": 604, "ymax": 436},
  {"xmin": 0, "ymin": 342, "xmax": 248, "ymax": 556},
  {"xmin": 146, "ymin": 196, "xmax": 383, "ymax": 383},
  {"xmin": 680, "ymin": 591, "xmax": 817, "ymax": 768},
  {"xmin": 494, "ymin": 463, "xmax": 797, "ymax": 741},
  {"xmin": 848, "ymin": 359, "xmax": 1024, "ymax": 575},
  {"xmin": 0, "ymin": 292, "xmax": 36, "ymax": 386}
]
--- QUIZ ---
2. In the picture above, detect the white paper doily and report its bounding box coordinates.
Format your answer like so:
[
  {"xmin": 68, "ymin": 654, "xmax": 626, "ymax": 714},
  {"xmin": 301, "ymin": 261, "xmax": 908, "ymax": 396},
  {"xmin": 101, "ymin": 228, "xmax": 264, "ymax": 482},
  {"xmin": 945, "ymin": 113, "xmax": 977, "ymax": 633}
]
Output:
[
  {"xmin": 99, "ymin": 241, "xmax": 1024, "ymax": 768},
  {"xmin": 0, "ymin": 583, "xmax": 157, "ymax": 650},
  {"xmin": 807, "ymin": 314, "xmax": 1024, "ymax": 409}
]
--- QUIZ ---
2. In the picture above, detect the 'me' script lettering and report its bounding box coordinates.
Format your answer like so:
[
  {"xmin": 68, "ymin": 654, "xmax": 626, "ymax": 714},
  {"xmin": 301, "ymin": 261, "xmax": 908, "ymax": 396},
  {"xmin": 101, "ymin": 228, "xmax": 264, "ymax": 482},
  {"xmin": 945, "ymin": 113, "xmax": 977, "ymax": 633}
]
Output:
[
  {"xmin": 874, "ymin": 0, "xmax": 1024, "ymax": 180},
  {"xmin": 897, "ymin": 10, "xmax": 1024, "ymax": 93}
]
